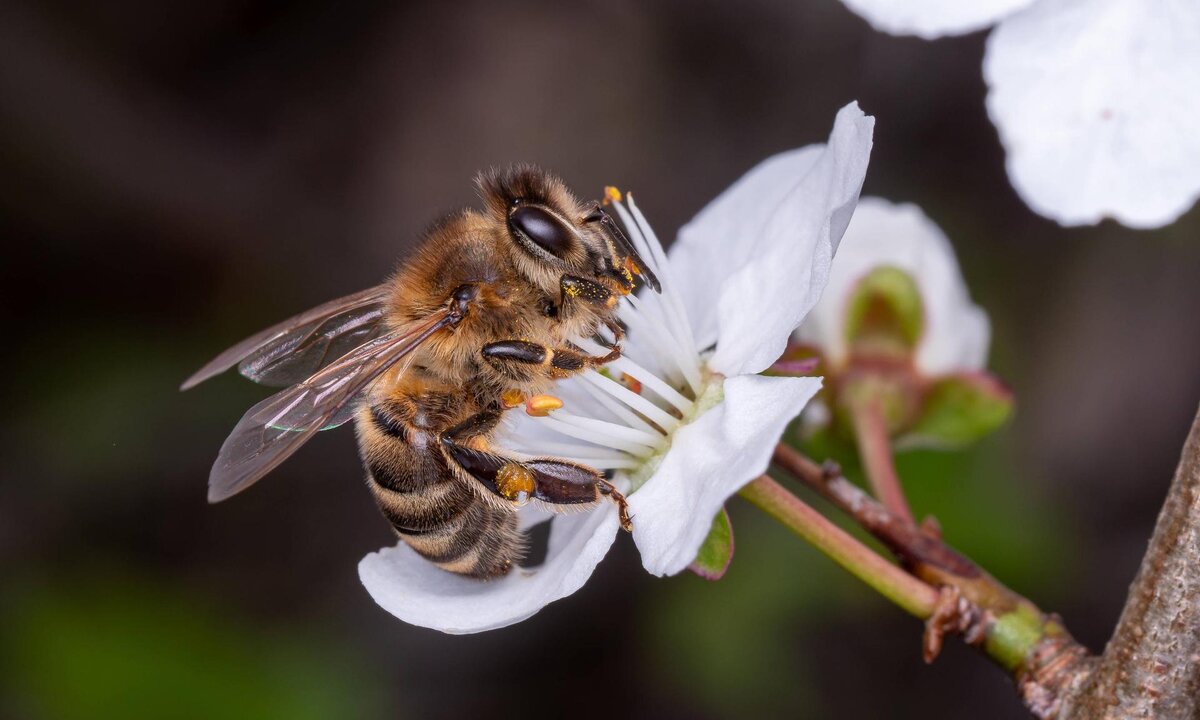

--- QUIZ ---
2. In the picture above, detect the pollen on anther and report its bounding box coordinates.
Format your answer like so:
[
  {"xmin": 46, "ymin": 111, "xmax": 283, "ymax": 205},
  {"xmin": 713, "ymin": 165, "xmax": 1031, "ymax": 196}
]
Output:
[
  {"xmin": 604, "ymin": 186, "xmax": 623, "ymax": 204},
  {"xmin": 526, "ymin": 394, "xmax": 564, "ymax": 417},
  {"xmin": 501, "ymin": 388, "xmax": 525, "ymax": 408}
]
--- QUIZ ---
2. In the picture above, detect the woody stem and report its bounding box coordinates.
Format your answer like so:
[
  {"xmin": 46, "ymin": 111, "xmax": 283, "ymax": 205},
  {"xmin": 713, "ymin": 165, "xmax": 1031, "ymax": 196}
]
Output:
[{"xmin": 766, "ymin": 442, "xmax": 1095, "ymax": 718}]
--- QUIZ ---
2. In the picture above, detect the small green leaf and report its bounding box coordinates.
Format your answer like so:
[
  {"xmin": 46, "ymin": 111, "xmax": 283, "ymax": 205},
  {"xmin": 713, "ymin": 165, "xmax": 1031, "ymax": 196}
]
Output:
[
  {"xmin": 688, "ymin": 507, "xmax": 734, "ymax": 580},
  {"xmin": 902, "ymin": 372, "xmax": 1013, "ymax": 449},
  {"xmin": 844, "ymin": 266, "xmax": 924, "ymax": 354}
]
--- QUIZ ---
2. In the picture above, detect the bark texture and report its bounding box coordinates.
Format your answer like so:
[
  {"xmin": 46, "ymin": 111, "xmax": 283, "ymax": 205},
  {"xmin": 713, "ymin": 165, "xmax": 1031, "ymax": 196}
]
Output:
[{"xmin": 1062, "ymin": 405, "xmax": 1200, "ymax": 719}]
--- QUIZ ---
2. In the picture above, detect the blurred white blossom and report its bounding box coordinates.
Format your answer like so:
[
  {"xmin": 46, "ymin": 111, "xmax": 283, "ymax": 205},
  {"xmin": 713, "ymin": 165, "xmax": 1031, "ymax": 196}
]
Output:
[
  {"xmin": 358, "ymin": 103, "xmax": 875, "ymax": 633},
  {"xmin": 839, "ymin": 0, "xmax": 1200, "ymax": 229},
  {"xmin": 795, "ymin": 197, "xmax": 990, "ymax": 376},
  {"xmin": 793, "ymin": 197, "xmax": 1010, "ymax": 448}
]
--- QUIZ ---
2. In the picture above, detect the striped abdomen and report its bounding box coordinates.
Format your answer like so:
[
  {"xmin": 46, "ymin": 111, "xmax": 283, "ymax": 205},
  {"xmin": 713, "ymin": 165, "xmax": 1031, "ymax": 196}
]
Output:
[{"xmin": 356, "ymin": 402, "xmax": 524, "ymax": 579}]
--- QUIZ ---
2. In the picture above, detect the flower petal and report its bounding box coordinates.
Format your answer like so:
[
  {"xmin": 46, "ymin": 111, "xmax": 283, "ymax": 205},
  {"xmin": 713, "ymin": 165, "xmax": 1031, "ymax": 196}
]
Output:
[
  {"xmin": 984, "ymin": 0, "xmax": 1200, "ymax": 228},
  {"xmin": 838, "ymin": 0, "xmax": 1036, "ymax": 39},
  {"xmin": 671, "ymin": 103, "xmax": 874, "ymax": 377},
  {"xmin": 628, "ymin": 374, "xmax": 822, "ymax": 576},
  {"xmin": 358, "ymin": 505, "xmax": 620, "ymax": 634},
  {"xmin": 794, "ymin": 197, "xmax": 990, "ymax": 375}
]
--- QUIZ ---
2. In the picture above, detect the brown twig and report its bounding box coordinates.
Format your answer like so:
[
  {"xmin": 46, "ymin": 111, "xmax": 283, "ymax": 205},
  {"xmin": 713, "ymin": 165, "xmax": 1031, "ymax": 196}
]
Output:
[{"xmin": 771, "ymin": 442, "xmax": 1095, "ymax": 717}]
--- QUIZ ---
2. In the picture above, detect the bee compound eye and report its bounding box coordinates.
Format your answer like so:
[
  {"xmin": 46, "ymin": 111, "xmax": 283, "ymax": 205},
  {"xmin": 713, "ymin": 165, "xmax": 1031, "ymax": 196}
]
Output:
[{"xmin": 509, "ymin": 205, "xmax": 573, "ymax": 259}]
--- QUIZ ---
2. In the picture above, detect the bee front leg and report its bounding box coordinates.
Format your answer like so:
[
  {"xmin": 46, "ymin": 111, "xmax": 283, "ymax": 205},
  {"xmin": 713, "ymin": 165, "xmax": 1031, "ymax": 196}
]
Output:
[
  {"xmin": 560, "ymin": 275, "xmax": 624, "ymax": 363},
  {"xmin": 439, "ymin": 416, "xmax": 633, "ymax": 531}
]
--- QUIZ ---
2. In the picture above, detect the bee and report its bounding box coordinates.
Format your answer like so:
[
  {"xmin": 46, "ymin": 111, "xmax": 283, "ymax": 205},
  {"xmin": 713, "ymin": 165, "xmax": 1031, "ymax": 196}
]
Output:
[{"xmin": 184, "ymin": 167, "xmax": 659, "ymax": 578}]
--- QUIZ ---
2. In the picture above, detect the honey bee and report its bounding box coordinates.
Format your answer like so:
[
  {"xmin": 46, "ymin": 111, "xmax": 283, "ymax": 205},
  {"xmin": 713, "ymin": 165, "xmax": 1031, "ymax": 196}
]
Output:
[{"xmin": 184, "ymin": 167, "xmax": 659, "ymax": 578}]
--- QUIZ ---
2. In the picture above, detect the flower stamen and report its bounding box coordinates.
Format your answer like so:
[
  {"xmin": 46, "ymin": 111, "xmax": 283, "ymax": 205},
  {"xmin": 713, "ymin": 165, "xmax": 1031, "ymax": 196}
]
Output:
[
  {"xmin": 525, "ymin": 394, "xmax": 564, "ymax": 417},
  {"xmin": 545, "ymin": 409, "xmax": 663, "ymax": 450}
]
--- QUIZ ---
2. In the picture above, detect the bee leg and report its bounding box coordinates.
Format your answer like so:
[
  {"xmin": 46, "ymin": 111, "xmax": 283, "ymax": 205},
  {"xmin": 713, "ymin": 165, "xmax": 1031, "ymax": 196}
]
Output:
[
  {"xmin": 482, "ymin": 340, "xmax": 597, "ymax": 378},
  {"xmin": 597, "ymin": 478, "xmax": 633, "ymax": 531},
  {"xmin": 482, "ymin": 332, "xmax": 625, "ymax": 377},
  {"xmin": 560, "ymin": 275, "xmax": 617, "ymax": 311},
  {"xmin": 559, "ymin": 275, "xmax": 625, "ymax": 363},
  {"xmin": 593, "ymin": 319, "xmax": 624, "ymax": 363},
  {"xmin": 440, "ymin": 424, "xmax": 633, "ymax": 531}
]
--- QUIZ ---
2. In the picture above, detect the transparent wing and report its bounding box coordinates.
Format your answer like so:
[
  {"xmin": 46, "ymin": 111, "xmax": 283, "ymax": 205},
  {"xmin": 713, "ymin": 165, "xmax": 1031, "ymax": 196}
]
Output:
[
  {"xmin": 182, "ymin": 285, "xmax": 391, "ymax": 390},
  {"xmin": 207, "ymin": 310, "xmax": 453, "ymax": 503}
]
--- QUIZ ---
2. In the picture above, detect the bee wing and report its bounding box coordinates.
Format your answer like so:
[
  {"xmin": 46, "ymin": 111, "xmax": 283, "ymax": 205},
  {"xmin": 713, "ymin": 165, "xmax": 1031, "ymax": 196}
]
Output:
[
  {"xmin": 207, "ymin": 310, "xmax": 453, "ymax": 503},
  {"xmin": 182, "ymin": 285, "xmax": 391, "ymax": 390}
]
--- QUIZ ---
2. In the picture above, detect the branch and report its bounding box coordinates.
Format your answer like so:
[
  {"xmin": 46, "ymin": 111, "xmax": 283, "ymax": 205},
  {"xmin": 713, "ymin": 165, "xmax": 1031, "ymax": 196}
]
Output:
[
  {"xmin": 771, "ymin": 443, "xmax": 1096, "ymax": 718},
  {"xmin": 1061, "ymin": 405, "xmax": 1200, "ymax": 719}
]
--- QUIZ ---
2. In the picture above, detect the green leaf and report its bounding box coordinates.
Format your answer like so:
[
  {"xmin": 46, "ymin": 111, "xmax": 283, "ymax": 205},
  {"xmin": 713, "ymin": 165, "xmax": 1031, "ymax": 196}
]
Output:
[
  {"xmin": 902, "ymin": 372, "xmax": 1014, "ymax": 449},
  {"xmin": 844, "ymin": 266, "xmax": 924, "ymax": 353},
  {"xmin": 688, "ymin": 507, "xmax": 735, "ymax": 580}
]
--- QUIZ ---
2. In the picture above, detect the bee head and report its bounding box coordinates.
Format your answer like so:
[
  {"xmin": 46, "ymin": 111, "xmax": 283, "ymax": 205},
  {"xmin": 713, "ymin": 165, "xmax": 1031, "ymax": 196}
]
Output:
[{"xmin": 477, "ymin": 165, "xmax": 660, "ymax": 297}]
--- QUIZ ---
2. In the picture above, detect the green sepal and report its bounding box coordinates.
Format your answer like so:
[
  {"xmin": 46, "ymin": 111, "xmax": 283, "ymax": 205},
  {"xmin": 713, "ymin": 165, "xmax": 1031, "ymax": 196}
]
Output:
[
  {"xmin": 844, "ymin": 266, "xmax": 924, "ymax": 354},
  {"xmin": 901, "ymin": 372, "xmax": 1013, "ymax": 449},
  {"xmin": 688, "ymin": 507, "xmax": 734, "ymax": 580}
]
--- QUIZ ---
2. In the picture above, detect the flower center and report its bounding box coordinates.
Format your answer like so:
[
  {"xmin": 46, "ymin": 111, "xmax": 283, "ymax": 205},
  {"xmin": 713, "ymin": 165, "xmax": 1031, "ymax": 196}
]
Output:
[{"xmin": 622, "ymin": 376, "xmax": 724, "ymax": 493}]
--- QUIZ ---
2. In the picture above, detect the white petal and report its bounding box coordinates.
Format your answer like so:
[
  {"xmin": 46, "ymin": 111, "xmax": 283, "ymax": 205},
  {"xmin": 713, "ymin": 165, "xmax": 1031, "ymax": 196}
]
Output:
[
  {"xmin": 358, "ymin": 505, "xmax": 620, "ymax": 634},
  {"xmin": 838, "ymin": 0, "xmax": 1036, "ymax": 39},
  {"xmin": 985, "ymin": 0, "xmax": 1200, "ymax": 228},
  {"xmin": 794, "ymin": 197, "xmax": 990, "ymax": 376},
  {"xmin": 668, "ymin": 143, "xmax": 823, "ymax": 355},
  {"xmin": 628, "ymin": 374, "xmax": 822, "ymax": 576},
  {"xmin": 671, "ymin": 104, "xmax": 874, "ymax": 375}
]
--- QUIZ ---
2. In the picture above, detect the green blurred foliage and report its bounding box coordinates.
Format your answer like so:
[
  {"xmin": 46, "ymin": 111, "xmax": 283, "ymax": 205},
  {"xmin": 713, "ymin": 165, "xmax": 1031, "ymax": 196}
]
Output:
[
  {"xmin": 0, "ymin": 572, "xmax": 385, "ymax": 720},
  {"xmin": 648, "ymin": 506, "xmax": 863, "ymax": 720},
  {"xmin": 804, "ymin": 426, "xmax": 1070, "ymax": 592},
  {"xmin": 648, "ymin": 422, "xmax": 1073, "ymax": 718}
]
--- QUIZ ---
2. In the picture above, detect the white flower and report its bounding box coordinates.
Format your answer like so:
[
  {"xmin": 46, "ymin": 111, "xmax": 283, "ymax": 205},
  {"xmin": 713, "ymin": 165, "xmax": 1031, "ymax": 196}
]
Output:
[
  {"xmin": 839, "ymin": 0, "xmax": 1200, "ymax": 229},
  {"xmin": 794, "ymin": 197, "xmax": 990, "ymax": 376},
  {"xmin": 358, "ymin": 102, "xmax": 875, "ymax": 633}
]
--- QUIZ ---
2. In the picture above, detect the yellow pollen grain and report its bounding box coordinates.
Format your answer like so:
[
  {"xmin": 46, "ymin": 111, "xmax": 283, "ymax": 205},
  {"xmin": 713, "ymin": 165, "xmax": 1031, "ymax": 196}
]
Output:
[
  {"xmin": 501, "ymin": 389, "xmax": 525, "ymax": 408},
  {"xmin": 604, "ymin": 186, "xmax": 623, "ymax": 204},
  {"xmin": 495, "ymin": 463, "xmax": 535, "ymax": 500},
  {"xmin": 525, "ymin": 394, "xmax": 564, "ymax": 417}
]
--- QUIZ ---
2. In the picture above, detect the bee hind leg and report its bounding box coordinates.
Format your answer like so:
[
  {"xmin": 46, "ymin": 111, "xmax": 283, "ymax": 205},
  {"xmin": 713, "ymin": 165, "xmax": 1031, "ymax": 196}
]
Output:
[{"xmin": 597, "ymin": 478, "xmax": 633, "ymax": 531}]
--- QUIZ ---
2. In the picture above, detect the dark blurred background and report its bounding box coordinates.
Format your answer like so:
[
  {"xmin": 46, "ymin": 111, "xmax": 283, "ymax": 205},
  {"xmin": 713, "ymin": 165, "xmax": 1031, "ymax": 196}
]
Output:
[{"xmin": 3, "ymin": 1, "xmax": 1199, "ymax": 718}]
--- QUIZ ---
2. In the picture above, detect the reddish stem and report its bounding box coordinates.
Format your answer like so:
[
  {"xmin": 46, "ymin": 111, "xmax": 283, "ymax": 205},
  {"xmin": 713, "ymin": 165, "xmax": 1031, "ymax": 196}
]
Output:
[{"xmin": 853, "ymin": 398, "xmax": 916, "ymax": 525}]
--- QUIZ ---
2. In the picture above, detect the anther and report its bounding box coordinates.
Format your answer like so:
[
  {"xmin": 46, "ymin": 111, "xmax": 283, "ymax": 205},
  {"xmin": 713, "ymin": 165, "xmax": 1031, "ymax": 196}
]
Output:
[
  {"xmin": 604, "ymin": 186, "xmax": 623, "ymax": 204},
  {"xmin": 526, "ymin": 394, "xmax": 564, "ymax": 417},
  {"xmin": 501, "ymin": 389, "xmax": 525, "ymax": 409}
]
